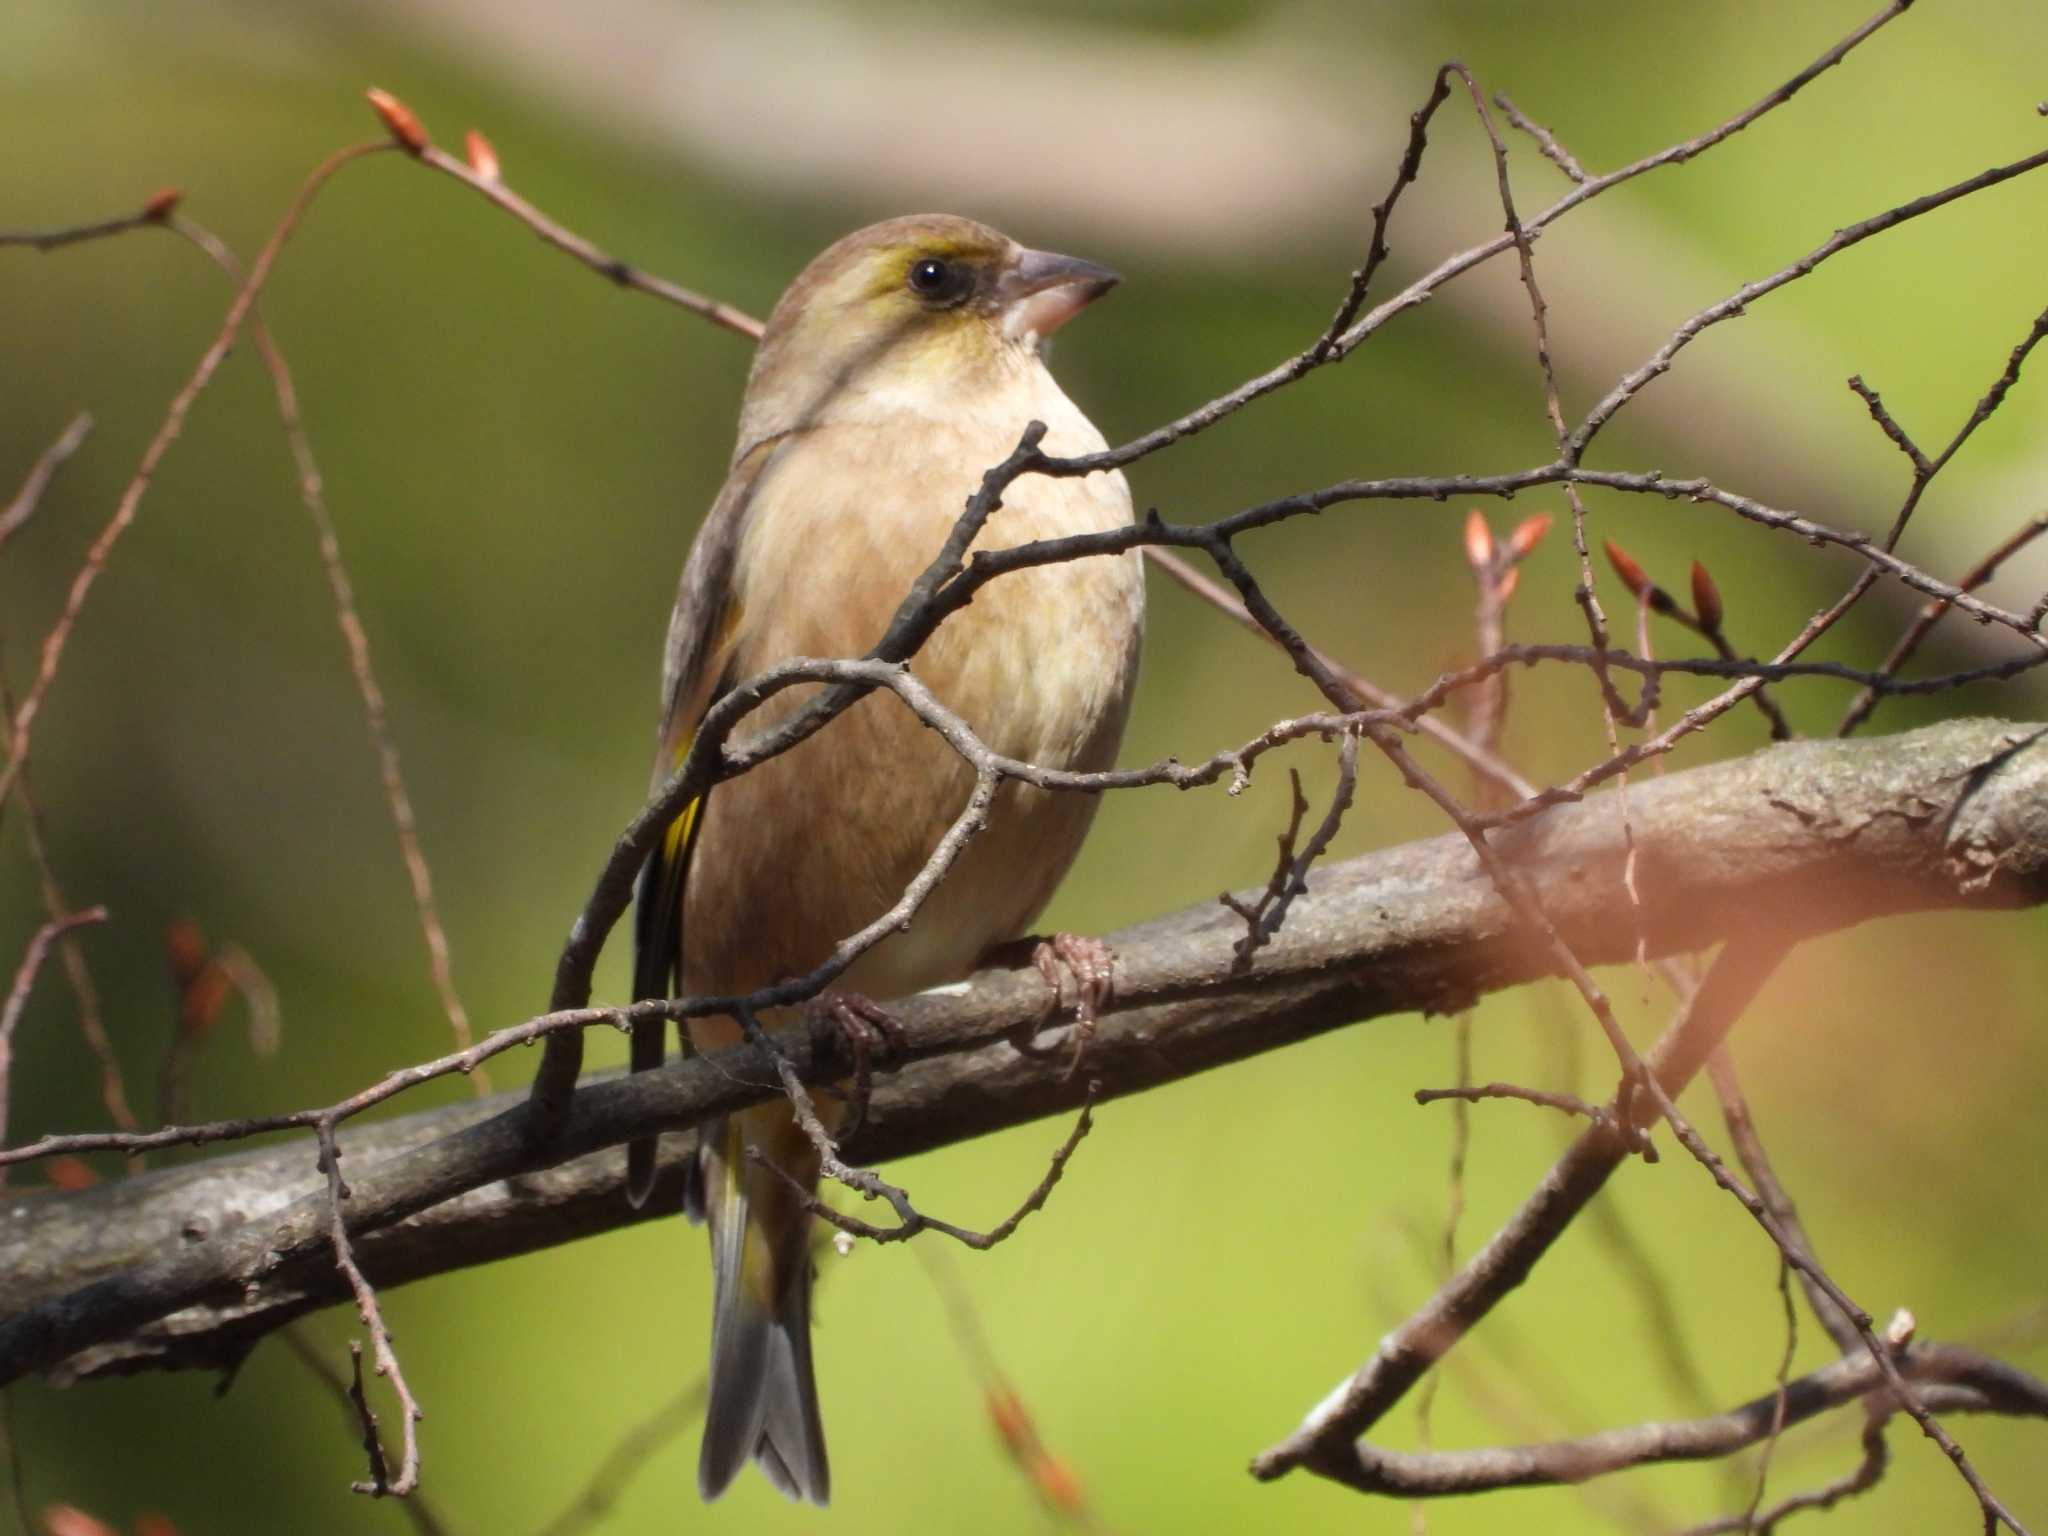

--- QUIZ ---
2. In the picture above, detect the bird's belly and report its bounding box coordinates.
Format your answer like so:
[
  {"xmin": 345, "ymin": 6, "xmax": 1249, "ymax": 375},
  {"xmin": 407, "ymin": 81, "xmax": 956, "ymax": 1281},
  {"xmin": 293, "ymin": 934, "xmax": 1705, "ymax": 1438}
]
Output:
[{"xmin": 682, "ymin": 474, "xmax": 1141, "ymax": 1007}]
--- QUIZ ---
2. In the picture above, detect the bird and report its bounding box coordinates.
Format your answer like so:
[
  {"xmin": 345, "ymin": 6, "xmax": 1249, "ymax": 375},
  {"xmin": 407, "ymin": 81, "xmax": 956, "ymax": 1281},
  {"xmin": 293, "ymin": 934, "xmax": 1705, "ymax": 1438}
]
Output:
[{"xmin": 627, "ymin": 213, "xmax": 1146, "ymax": 1505}]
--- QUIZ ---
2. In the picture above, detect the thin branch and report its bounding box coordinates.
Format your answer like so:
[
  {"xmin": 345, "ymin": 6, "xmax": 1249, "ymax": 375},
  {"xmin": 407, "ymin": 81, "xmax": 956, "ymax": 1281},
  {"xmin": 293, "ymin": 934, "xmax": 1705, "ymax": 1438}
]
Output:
[
  {"xmin": 278, "ymin": 1327, "xmax": 450, "ymax": 1536},
  {"xmin": 1846, "ymin": 374, "xmax": 1932, "ymax": 475},
  {"xmin": 315, "ymin": 1118, "xmax": 423, "ymax": 1498},
  {"xmin": 750, "ymin": 1055, "xmax": 1098, "ymax": 1251},
  {"xmin": 0, "ymin": 661, "xmax": 132, "ymax": 1153},
  {"xmin": 1841, "ymin": 509, "xmax": 2048, "ymax": 736},
  {"xmin": 1144, "ymin": 546, "xmax": 1536, "ymax": 800},
  {"xmin": 0, "ymin": 413, "xmax": 93, "ymax": 557},
  {"xmin": 1637, "ymin": 1077, "xmax": 2031, "ymax": 1534},
  {"xmin": 1219, "ymin": 767, "xmax": 1312, "ymax": 961},
  {"xmin": 1825, "ymin": 301, "xmax": 2048, "ymax": 735},
  {"xmin": 165, "ymin": 213, "xmax": 486, "ymax": 1085},
  {"xmin": 0, "ymin": 143, "xmax": 395, "ymax": 818},
  {"xmin": 1309, "ymin": 65, "xmax": 1456, "ymax": 362},
  {"xmin": 0, "ymin": 910, "xmax": 109, "ymax": 1157},
  {"xmin": 1253, "ymin": 937, "xmax": 1792, "ymax": 1481},
  {"xmin": 1266, "ymin": 1342, "xmax": 2047, "ymax": 1498},
  {"xmin": 1224, "ymin": 733, "xmax": 1360, "ymax": 963},
  {"xmin": 1493, "ymin": 93, "xmax": 1589, "ymax": 182},
  {"xmin": 1740, "ymin": 1255, "xmax": 1800, "ymax": 1532},
  {"xmin": 1680, "ymin": 1405, "xmax": 1890, "ymax": 1536},
  {"xmin": 412, "ymin": 143, "xmax": 763, "ymax": 340},
  {"xmin": 1709, "ymin": 1049, "xmax": 1860, "ymax": 1354},
  {"xmin": 1414, "ymin": 1081, "xmax": 1608, "ymax": 1126},
  {"xmin": 1569, "ymin": 150, "xmax": 2048, "ymax": 460},
  {"xmin": 0, "ymin": 202, "xmax": 173, "ymax": 252}
]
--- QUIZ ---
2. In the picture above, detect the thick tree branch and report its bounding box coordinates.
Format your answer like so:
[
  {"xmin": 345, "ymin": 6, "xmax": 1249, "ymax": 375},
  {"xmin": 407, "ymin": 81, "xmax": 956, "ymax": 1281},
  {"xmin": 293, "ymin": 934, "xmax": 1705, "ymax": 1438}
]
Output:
[{"xmin": 1, "ymin": 717, "xmax": 2043, "ymax": 1387}]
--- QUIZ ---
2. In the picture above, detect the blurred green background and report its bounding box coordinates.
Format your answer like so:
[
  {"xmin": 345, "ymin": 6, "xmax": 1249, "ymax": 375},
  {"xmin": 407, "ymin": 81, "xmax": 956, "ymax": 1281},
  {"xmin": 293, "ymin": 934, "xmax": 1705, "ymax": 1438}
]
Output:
[{"xmin": 5, "ymin": 1, "xmax": 2047, "ymax": 1532}]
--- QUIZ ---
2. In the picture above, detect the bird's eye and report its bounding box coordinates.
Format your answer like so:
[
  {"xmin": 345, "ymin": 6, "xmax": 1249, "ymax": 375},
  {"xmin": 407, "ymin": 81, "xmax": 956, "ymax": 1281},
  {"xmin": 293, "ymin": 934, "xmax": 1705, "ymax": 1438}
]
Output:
[{"xmin": 907, "ymin": 256, "xmax": 960, "ymax": 301}]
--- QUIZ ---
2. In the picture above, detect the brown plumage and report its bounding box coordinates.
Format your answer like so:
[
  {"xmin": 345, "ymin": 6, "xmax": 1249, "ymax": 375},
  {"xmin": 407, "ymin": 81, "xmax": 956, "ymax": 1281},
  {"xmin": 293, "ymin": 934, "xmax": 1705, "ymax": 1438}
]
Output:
[{"xmin": 629, "ymin": 214, "xmax": 1143, "ymax": 1504}]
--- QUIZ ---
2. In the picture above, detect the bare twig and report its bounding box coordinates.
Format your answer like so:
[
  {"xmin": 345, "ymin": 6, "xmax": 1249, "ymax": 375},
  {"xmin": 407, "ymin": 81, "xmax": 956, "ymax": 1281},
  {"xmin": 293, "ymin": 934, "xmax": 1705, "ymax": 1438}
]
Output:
[
  {"xmin": 0, "ymin": 143, "xmax": 395, "ymax": 818},
  {"xmin": 279, "ymin": 1327, "xmax": 450, "ymax": 1536},
  {"xmin": 1630, "ymin": 1059, "xmax": 2031, "ymax": 1532},
  {"xmin": 315, "ymin": 1118, "xmax": 423, "ymax": 1498},
  {"xmin": 1259, "ymin": 1342, "xmax": 2047, "ymax": 1498},
  {"xmin": 165, "ymin": 213, "xmax": 486, "ymax": 1085},
  {"xmin": 0, "ymin": 909, "xmax": 109, "ymax": 1157},
  {"xmin": 1143, "ymin": 546, "xmax": 1536, "ymax": 799},
  {"xmin": 1841, "ymin": 511, "xmax": 2048, "ymax": 737},
  {"xmin": 1709, "ymin": 1050, "xmax": 1860, "ymax": 1354},
  {"xmin": 1493, "ymin": 93, "xmax": 1589, "ymax": 182},
  {"xmin": 1223, "ymin": 735, "xmax": 1360, "ymax": 964},
  {"xmin": 415, "ymin": 142, "xmax": 764, "ymax": 339},
  {"xmin": 0, "ymin": 413, "xmax": 92, "ymax": 557},
  {"xmin": 1414, "ymin": 1080, "xmax": 1608, "ymax": 1125},
  {"xmin": 1680, "ymin": 1404, "xmax": 1891, "ymax": 1535},
  {"xmin": 0, "ymin": 662, "xmax": 131, "ymax": 1152},
  {"xmin": 1254, "ymin": 937, "xmax": 1791, "ymax": 1481},
  {"xmin": 0, "ymin": 192, "xmax": 177, "ymax": 251},
  {"xmin": 1310, "ymin": 65, "xmax": 1456, "ymax": 362},
  {"xmin": 1219, "ymin": 767, "xmax": 1311, "ymax": 961},
  {"xmin": 1739, "ymin": 1255, "xmax": 1801, "ymax": 1532},
  {"xmin": 1847, "ymin": 374, "xmax": 1932, "ymax": 475},
  {"xmin": 1569, "ymin": 156, "xmax": 2048, "ymax": 460},
  {"xmin": 750, "ymin": 1060, "xmax": 1098, "ymax": 1251}
]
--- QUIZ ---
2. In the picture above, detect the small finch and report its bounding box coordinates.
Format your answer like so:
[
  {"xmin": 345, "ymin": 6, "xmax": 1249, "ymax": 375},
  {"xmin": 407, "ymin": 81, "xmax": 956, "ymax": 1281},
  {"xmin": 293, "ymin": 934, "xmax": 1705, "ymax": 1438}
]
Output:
[{"xmin": 627, "ymin": 214, "xmax": 1145, "ymax": 1503}]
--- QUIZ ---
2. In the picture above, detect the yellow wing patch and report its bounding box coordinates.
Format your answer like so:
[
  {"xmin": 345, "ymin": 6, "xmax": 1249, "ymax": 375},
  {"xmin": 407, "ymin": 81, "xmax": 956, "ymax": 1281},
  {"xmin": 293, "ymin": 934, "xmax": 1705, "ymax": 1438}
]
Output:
[{"xmin": 663, "ymin": 777, "xmax": 702, "ymax": 866}]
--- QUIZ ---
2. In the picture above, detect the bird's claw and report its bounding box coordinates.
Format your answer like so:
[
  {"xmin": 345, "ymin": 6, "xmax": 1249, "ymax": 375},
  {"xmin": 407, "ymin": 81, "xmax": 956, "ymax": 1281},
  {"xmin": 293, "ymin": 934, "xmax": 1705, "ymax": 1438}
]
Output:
[
  {"xmin": 804, "ymin": 991, "xmax": 905, "ymax": 1143},
  {"xmin": 1032, "ymin": 933, "xmax": 1115, "ymax": 1081}
]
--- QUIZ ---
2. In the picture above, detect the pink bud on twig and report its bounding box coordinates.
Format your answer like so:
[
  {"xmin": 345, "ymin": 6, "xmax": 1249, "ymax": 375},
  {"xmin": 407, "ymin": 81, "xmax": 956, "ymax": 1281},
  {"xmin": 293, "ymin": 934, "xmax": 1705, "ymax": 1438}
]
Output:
[{"xmin": 366, "ymin": 88, "xmax": 429, "ymax": 155}]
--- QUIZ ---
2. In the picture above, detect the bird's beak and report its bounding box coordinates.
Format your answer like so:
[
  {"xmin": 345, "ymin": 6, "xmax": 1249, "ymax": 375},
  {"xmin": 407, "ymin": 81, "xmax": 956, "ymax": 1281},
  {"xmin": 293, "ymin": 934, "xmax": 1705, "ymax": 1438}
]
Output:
[{"xmin": 998, "ymin": 246, "xmax": 1120, "ymax": 343}]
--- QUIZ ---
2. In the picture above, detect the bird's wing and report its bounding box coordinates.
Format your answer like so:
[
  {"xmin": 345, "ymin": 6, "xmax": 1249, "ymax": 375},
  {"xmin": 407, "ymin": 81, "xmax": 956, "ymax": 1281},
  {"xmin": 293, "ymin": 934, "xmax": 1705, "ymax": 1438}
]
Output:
[{"xmin": 626, "ymin": 437, "xmax": 780, "ymax": 1208}]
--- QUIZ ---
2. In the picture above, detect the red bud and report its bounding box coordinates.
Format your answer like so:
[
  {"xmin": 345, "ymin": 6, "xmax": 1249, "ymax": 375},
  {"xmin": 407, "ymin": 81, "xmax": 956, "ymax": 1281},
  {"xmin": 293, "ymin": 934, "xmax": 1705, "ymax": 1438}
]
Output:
[
  {"xmin": 1496, "ymin": 566, "xmax": 1520, "ymax": 604},
  {"xmin": 1690, "ymin": 560, "xmax": 1723, "ymax": 632},
  {"xmin": 1508, "ymin": 512, "xmax": 1553, "ymax": 559},
  {"xmin": 1603, "ymin": 539, "xmax": 1651, "ymax": 600},
  {"xmin": 366, "ymin": 88, "xmax": 429, "ymax": 155},
  {"xmin": 463, "ymin": 129, "xmax": 500, "ymax": 183},
  {"xmin": 1463, "ymin": 509, "xmax": 1494, "ymax": 569},
  {"xmin": 142, "ymin": 187, "xmax": 183, "ymax": 222}
]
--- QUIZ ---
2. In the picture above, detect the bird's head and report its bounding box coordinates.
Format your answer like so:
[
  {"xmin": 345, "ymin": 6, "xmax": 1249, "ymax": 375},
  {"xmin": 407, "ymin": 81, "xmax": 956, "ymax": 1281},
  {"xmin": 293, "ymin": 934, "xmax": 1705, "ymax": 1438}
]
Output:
[{"xmin": 736, "ymin": 214, "xmax": 1119, "ymax": 454}]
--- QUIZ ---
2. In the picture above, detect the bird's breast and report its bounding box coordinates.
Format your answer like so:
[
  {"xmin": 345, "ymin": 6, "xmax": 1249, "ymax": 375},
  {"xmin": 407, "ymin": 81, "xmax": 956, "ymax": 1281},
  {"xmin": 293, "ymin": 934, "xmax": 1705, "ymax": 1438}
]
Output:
[{"xmin": 688, "ymin": 374, "xmax": 1143, "ymax": 1000}]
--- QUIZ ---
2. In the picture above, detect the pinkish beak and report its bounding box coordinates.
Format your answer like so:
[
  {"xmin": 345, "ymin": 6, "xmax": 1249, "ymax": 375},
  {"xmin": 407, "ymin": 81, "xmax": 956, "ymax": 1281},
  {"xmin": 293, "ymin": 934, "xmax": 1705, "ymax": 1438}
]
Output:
[{"xmin": 998, "ymin": 246, "xmax": 1120, "ymax": 343}]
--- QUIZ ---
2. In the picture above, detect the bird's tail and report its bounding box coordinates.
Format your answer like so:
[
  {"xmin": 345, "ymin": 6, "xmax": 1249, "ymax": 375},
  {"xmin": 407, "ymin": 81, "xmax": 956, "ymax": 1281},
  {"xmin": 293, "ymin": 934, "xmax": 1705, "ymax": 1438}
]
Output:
[{"xmin": 698, "ymin": 1114, "xmax": 830, "ymax": 1505}]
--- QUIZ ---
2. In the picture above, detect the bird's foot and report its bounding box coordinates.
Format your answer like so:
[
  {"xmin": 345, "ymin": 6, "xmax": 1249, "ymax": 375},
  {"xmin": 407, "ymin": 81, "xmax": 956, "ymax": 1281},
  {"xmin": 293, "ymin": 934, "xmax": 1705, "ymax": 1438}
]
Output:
[
  {"xmin": 1032, "ymin": 933, "xmax": 1116, "ymax": 1081},
  {"xmin": 804, "ymin": 991, "xmax": 906, "ymax": 1143}
]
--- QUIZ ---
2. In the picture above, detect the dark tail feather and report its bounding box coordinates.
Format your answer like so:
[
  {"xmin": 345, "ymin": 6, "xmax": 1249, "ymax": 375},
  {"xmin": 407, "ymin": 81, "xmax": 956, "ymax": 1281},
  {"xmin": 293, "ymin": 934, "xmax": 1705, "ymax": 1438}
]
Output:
[{"xmin": 697, "ymin": 1136, "xmax": 829, "ymax": 1504}]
